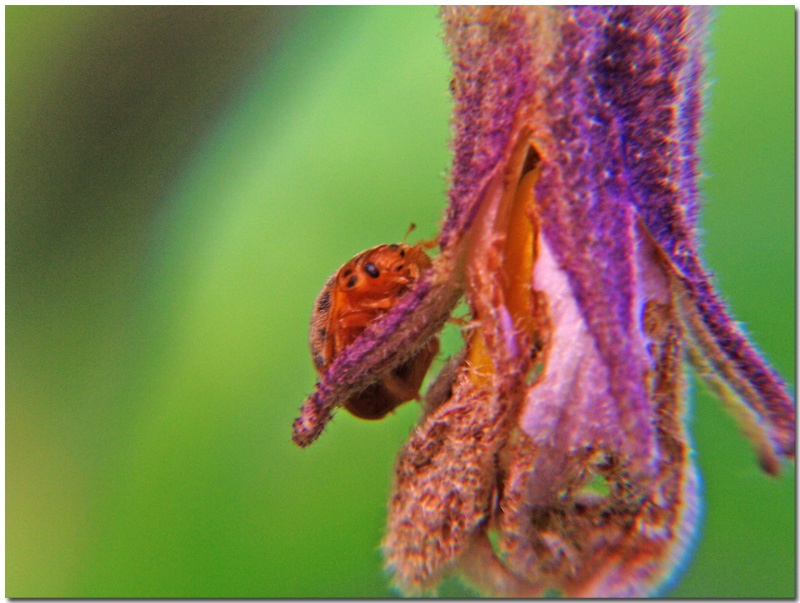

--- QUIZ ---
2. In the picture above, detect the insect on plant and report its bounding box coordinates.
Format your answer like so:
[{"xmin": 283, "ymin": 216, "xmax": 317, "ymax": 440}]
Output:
[
  {"xmin": 293, "ymin": 6, "xmax": 794, "ymax": 598},
  {"xmin": 309, "ymin": 227, "xmax": 439, "ymax": 420}
]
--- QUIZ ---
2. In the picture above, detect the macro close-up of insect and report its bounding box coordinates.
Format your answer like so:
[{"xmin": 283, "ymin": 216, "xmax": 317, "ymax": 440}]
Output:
[
  {"xmin": 309, "ymin": 235, "xmax": 439, "ymax": 420},
  {"xmin": 6, "ymin": 5, "xmax": 793, "ymax": 600}
]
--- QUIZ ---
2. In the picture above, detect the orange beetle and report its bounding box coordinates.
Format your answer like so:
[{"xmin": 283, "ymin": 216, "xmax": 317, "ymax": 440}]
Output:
[{"xmin": 310, "ymin": 242, "xmax": 439, "ymax": 420}]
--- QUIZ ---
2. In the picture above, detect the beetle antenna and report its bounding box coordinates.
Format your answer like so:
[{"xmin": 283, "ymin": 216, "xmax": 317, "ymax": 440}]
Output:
[
  {"xmin": 402, "ymin": 223, "xmax": 417, "ymax": 243},
  {"xmin": 403, "ymin": 222, "xmax": 439, "ymax": 250}
]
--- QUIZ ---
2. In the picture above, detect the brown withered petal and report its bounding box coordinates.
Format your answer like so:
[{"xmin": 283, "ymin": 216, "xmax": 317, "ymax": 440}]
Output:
[{"xmin": 383, "ymin": 373, "xmax": 507, "ymax": 594}]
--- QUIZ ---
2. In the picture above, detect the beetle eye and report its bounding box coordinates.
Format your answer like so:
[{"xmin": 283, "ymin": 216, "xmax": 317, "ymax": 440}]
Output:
[{"xmin": 364, "ymin": 262, "xmax": 380, "ymax": 278}]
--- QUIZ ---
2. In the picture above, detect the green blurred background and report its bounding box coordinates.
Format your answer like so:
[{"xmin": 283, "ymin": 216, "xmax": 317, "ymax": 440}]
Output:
[{"xmin": 6, "ymin": 6, "xmax": 794, "ymax": 598}]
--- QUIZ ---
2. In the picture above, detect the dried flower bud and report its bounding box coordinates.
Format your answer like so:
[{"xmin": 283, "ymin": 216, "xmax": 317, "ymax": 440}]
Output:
[{"xmin": 293, "ymin": 6, "xmax": 794, "ymax": 597}]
